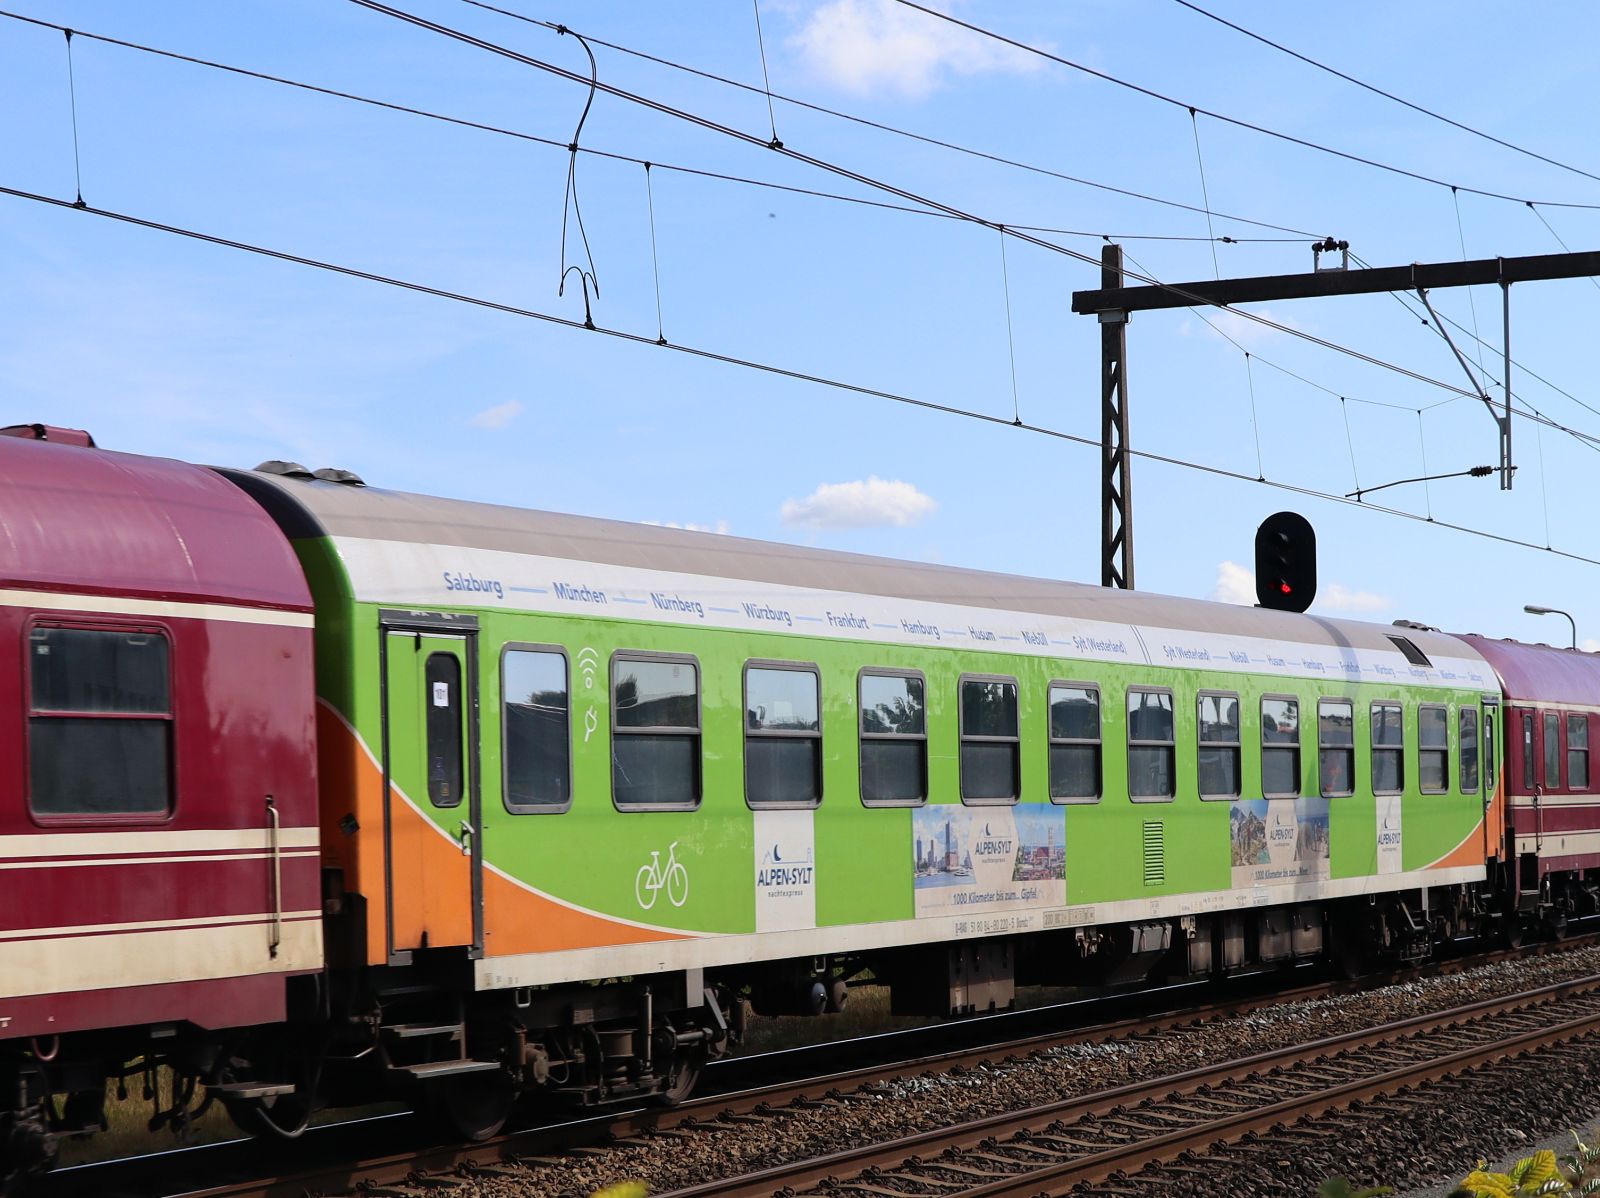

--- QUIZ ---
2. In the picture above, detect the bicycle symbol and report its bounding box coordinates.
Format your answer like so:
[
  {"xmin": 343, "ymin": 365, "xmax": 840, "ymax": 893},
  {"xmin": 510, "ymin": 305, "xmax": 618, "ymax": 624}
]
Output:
[{"xmin": 635, "ymin": 841, "xmax": 689, "ymax": 910}]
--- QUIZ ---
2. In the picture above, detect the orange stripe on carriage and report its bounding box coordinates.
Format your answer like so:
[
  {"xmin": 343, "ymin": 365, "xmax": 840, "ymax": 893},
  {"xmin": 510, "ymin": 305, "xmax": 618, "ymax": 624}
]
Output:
[{"xmin": 316, "ymin": 701, "xmax": 682, "ymax": 964}]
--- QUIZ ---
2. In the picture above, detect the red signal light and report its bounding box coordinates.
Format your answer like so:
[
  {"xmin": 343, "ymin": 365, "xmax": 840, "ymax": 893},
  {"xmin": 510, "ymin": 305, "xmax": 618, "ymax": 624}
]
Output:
[{"xmin": 1280, "ymin": 582, "xmax": 1292, "ymax": 594}]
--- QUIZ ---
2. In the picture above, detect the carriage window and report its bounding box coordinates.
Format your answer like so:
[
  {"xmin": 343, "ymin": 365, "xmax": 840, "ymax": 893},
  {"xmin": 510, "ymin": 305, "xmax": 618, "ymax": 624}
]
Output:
[
  {"xmin": 1261, "ymin": 696, "xmax": 1301, "ymax": 798},
  {"xmin": 746, "ymin": 664, "xmax": 822, "ymax": 808},
  {"xmin": 612, "ymin": 655, "xmax": 700, "ymax": 809},
  {"xmin": 1544, "ymin": 712, "xmax": 1561, "ymax": 790},
  {"xmin": 1049, "ymin": 683, "xmax": 1101, "ymax": 803},
  {"xmin": 424, "ymin": 654, "xmax": 464, "ymax": 808},
  {"xmin": 1568, "ymin": 714, "xmax": 1589, "ymax": 791},
  {"xmin": 960, "ymin": 676, "xmax": 1019, "ymax": 803},
  {"xmin": 29, "ymin": 626, "xmax": 173, "ymax": 817},
  {"xmin": 1127, "ymin": 688, "xmax": 1175, "ymax": 801},
  {"xmin": 1197, "ymin": 692, "xmax": 1240, "ymax": 799},
  {"xmin": 1319, "ymin": 699, "xmax": 1355, "ymax": 797},
  {"xmin": 1372, "ymin": 702, "xmax": 1404, "ymax": 794},
  {"xmin": 1459, "ymin": 708, "xmax": 1479, "ymax": 794},
  {"xmin": 860, "ymin": 671, "xmax": 926, "ymax": 806},
  {"xmin": 1419, "ymin": 704, "xmax": 1448, "ymax": 793},
  {"xmin": 1522, "ymin": 713, "xmax": 1535, "ymax": 791},
  {"xmin": 502, "ymin": 648, "xmax": 570, "ymax": 812}
]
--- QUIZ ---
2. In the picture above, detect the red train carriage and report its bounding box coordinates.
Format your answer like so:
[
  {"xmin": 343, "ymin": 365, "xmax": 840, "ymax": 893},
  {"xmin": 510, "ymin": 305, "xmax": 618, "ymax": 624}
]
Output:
[
  {"xmin": 1457, "ymin": 634, "xmax": 1600, "ymax": 934},
  {"xmin": 0, "ymin": 427, "xmax": 322, "ymax": 1164}
]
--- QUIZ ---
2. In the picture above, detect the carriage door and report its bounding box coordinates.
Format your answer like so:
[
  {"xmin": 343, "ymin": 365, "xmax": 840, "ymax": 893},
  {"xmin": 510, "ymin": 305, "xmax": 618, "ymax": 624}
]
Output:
[
  {"xmin": 382, "ymin": 616, "xmax": 482, "ymax": 961},
  {"xmin": 1480, "ymin": 697, "xmax": 1500, "ymax": 862}
]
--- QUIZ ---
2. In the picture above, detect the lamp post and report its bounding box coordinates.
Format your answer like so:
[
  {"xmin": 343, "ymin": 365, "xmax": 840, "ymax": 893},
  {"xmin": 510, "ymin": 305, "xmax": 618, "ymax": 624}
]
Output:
[{"xmin": 1525, "ymin": 604, "xmax": 1577, "ymax": 650}]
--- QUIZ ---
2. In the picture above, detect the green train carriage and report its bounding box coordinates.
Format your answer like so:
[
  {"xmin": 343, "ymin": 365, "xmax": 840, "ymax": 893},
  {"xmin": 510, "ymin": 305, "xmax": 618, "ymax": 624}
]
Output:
[{"xmin": 224, "ymin": 465, "xmax": 1500, "ymax": 1126}]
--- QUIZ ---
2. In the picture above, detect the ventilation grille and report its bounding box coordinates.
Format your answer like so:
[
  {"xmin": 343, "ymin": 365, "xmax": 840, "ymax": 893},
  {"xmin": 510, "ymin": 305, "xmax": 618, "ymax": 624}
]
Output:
[{"xmin": 1142, "ymin": 821, "xmax": 1166, "ymax": 887}]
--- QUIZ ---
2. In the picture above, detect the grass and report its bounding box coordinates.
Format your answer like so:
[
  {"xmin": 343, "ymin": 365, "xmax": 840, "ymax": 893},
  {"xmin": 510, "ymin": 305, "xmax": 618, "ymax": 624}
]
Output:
[
  {"xmin": 52, "ymin": 1067, "xmax": 238, "ymax": 1167},
  {"xmin": 733, "ymin": 981, "xmax": 1085, "ymax": 1055}
]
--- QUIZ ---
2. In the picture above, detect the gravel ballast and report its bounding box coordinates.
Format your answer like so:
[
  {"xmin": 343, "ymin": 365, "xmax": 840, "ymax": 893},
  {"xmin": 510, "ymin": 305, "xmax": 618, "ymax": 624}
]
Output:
[{"xmin": 451, "ymin": 946, "xmax": 1600, "ymax": 1198}]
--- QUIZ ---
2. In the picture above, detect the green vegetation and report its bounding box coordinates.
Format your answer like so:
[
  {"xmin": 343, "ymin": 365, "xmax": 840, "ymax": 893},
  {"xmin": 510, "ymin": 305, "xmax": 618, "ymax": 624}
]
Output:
[
  {"xmin": 1322, "ymin": 1133, "xmax": 1600, "ymax": 1198},
  {"xmin": 1449, "ymin": 1138, "xmax": 1600, "ymax": 1198},
  {"xmin": 1317, "ymin": 1181, "xmax": 1393, "ymax": 1198}
]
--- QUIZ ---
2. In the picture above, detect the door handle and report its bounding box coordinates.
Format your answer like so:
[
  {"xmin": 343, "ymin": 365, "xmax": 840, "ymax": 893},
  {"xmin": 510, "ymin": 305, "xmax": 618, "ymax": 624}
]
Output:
[
  {"xmin": 266, "ymin": 796, "xmax": 282, "ymax": 959},
  {"xmin": 458, "ymin": 819, "xmax": 475, "ymax": 857}
]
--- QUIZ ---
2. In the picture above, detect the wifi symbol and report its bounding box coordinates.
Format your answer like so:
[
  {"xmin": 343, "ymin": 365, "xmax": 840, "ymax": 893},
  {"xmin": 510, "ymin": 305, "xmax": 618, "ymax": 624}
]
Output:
[{"xmin": 576, "ymin": 647, "xmax": 600, "ymax": 690}]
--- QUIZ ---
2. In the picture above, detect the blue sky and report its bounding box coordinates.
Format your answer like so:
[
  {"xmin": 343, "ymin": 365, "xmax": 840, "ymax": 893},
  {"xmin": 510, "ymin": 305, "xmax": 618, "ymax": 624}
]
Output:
[{"xmin": 5, "ymin": 1, "xmax": 1600, "ymax": 647}]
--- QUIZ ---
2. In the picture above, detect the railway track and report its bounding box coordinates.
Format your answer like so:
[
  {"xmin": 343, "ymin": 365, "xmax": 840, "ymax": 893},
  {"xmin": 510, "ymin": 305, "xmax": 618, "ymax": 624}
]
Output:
[
  {"xmin": 38, "ymin": 973, "xmax": 1319, "ymax": 1198},
  {"xmin": 33, "ymin": 938, "xmax": 1600, "ymax": 1198},
  {"xmin": 661, "ymin": 973, "xmax": 1600, "ymax": 1198}
]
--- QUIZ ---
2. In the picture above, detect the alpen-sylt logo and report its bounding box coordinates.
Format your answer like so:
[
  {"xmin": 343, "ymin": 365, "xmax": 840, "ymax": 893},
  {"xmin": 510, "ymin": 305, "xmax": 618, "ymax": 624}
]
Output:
[
  {"xmin": 972, "ymin": 821, "xmax": 1014, "ymax": 859},
  {"xmin": 758, "ymin": 842, "xmax": 814, "ymax": 888}
]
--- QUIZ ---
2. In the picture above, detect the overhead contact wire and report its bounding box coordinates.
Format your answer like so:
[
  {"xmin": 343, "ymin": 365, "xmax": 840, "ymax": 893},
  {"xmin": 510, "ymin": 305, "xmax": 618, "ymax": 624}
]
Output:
[
  {"xmin": 0, "ymin": 10, "xmax": 1301, "ymax": 249},
  {"xmin": 448, "ymin": 0, "xmax": 1334, "ymax": 239},
  {"xmin": 345, "ymin": 0, "xmax": 1491, "ymax": 406},
  {"xmin": 889, "ymin": 0, "xmax": 1600, "ymax": 212},
  {"xmin": 1526, "ymin": 202, "xmax": 1600, "ymax": 298},
  {"xmin": 7, "ymin": 182, "xmax": 1600, "ymax": 569},
  {"xmin": 1172, "ymin": 0, "xmax": 1600, "ymax": 187}
]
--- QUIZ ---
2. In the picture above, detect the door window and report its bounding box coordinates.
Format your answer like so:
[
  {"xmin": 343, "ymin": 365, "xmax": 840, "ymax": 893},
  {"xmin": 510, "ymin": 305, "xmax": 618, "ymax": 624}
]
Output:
[{"xmin": 425, "ymin": 652, "xmax": 464, "ymax": 808}]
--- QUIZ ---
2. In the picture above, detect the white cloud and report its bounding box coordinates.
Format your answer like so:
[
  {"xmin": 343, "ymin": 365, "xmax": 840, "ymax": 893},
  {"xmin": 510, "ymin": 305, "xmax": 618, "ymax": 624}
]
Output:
[
  {"xmin": 1180, "ymin": 307, "xmax": 1299, "ymax": 351},
  {"xmin": 1318, "ymin": 582, "xmax": 1392, "ymax": 613},
  {"xmin": 645, "ymin": 519, "xmax": 731, "ymax": 535},
  {"xmin": 781, "ymin": 476, "xmax": 937, "ymax": 528},
  {"xmin": 1210, "ymin": 561, "xmax": 1390, "ymax": 613},
  {"xmin": 469, "ymin": 400, "xmax": 522, "ymax": 430},
  {"xmin": 1212, "ymin": 560, "xmax": 1257, "ymax": 605},
  {"xmin": 789, "ymin": 0, "xmax": 1043, "ymax": 99}
]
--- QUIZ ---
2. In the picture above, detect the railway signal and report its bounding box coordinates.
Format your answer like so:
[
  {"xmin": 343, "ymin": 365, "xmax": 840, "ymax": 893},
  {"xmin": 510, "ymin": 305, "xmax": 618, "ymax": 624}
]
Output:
[{"xmin": 1255, "ymin": 511, "xmax": 1316, "ymax": 613}]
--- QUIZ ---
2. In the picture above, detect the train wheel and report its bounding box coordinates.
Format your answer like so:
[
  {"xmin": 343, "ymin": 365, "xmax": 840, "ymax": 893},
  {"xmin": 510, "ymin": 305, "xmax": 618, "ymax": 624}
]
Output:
[
  {"xmin": 422, "ymin": 1072, "xmax": 515, "ymax": 1143},
  {"xmin": 654, "ymin": 1048, "xmax": 704, "ymax": 1107},
  {"xmin": 0, "ymin": 1105, "xmax": 55, "ymax": 1192},
  {"xmin": 1329, "ymin": 907, "xmax": 1372, "ymax": 979},
  {"xmin": 1332, "ymin": 933, "xmax": 1370, "ymax": 980},
  {"xmin": 1500, "ymin": 914, "xmax": 1524, "ymax": 950}
]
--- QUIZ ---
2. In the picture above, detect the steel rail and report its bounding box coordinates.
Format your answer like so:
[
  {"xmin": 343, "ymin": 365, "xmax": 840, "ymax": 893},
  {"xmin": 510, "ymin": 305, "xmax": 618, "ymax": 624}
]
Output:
[
  {"xmin": 657, "ymin": 973, "xmax": 1600, "ymax": 1198},
  {"xmin": 51, "ymin": 934, "xmax": 1600, "ymax": 1198}
]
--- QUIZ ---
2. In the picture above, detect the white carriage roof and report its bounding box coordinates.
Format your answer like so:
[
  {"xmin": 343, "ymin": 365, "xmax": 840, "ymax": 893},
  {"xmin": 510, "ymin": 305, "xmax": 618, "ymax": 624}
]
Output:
[{"xmin": 224, "ymin": 468, "xmax": 1489, "ymax": 686}]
